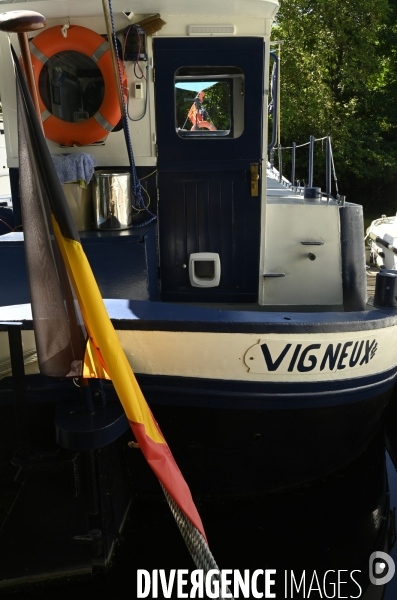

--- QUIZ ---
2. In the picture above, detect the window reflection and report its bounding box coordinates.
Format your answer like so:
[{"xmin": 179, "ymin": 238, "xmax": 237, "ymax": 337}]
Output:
[
  {"xmin": 38, "ymin": 51, "xmax": 105, "ymax": 123},
  {"xmin": 175, "ymin": 66, "xmax": 244, "ymax": 139},
  {"xmin": 176, "ymin": 82, "xmax": 231, "ymax": 135}
]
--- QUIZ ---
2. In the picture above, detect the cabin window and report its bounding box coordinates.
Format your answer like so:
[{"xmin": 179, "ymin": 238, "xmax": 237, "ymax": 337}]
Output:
[
  {"xmin": 38, "ymin": 51, "xmax": 105, "ymax": 123},
  {"xmin": 175, "ymin": 66, "xmax": 244, "ymax": 139}
]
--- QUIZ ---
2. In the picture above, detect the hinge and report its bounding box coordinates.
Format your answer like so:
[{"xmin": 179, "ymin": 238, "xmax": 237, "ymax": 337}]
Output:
[
  {"xmin": 157, "ymin": 189, "xmax": 160, "ymax": 202},
  {"xmin": 153, "ymin": 68, "xmax": 155, "ymax": 82},
  {"xmin": 250, "ymin": 163, "xmax": 260, "ymax": 197},
  {"xmin": 155, "ymin": 144, "xmax": 158, "ymax": 157}
]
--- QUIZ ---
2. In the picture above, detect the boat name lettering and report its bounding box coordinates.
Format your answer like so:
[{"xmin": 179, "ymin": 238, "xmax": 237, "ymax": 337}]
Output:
[{"xmin": 245, "ymin": 338, "xmax": 378, "ymax": 374}]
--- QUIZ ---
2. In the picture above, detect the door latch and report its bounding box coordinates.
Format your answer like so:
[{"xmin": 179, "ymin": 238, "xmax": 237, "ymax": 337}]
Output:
[{"xmin": 250, "ymin": 164, "xmax": 260, "ymax": 196}]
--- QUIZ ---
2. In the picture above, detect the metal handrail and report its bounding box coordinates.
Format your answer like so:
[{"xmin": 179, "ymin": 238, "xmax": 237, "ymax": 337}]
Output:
[
  {"xmin": 273, "ymin": 135, "xmax": 339, "ymax": 201},
  {"xmin": 308, "ymin": 135, "xmax": 314, "ymax": 187}
]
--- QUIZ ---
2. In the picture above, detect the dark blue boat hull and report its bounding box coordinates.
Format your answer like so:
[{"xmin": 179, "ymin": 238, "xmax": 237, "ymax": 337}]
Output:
[{"xmin": 128, "ymin": 372, "xmax": 394, "ymax": 498}]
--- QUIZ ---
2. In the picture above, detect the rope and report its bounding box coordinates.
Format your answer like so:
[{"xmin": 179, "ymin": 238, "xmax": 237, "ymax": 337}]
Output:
[
  {"xmin": 140, "ymin": 168, "xmax": 157, "ymax": 180},
  {"xmin": 328, "ymin": 140, "xmax": 339, "ymax": 197},
  {"xmin": 107, "ymin": 0, "xmax": 156, "ymax": 227},
  {"xmin": 277, "ymin": 136, "xmax": 328, "ymax": 150},
  {"xmin": 127, "ymin": 64, "xmax": 149, "ymax": 122},
  {"xmin": 161, "ymin": 485, "xmax": 235, "ymax": 600},
  {"xmin": 0, "ymin": 218, "xmax": 22, "ymax": 232},
  {"xmin": 0, "ymin": 217, "xmax": 13, "ymax": 231}
]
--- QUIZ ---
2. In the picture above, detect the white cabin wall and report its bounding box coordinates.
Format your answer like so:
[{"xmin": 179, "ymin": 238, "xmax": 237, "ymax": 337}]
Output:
[
  {"xmin": 260, "ymin": 201, "xmax": 343, "ymax": 306},
  {"xmin": 0, "ymin": 33, "xmax": 19, "ymax": 164},
  {"xmin": 0, "ymin": 13, "xmax": 156, "ymax": 168},
  {"xmin": 0, "ymin": 2, "xmax": 275, "ymax": 170},
  {"xmin": 0, "ymin": 125, "xmax": 11, "ymax": 198}
]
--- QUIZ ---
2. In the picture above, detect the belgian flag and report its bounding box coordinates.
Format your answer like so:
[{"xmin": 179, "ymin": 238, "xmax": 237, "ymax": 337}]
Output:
[{"xmin": 12, "ymin": 46, "xmax": 206, "ymax": 540}]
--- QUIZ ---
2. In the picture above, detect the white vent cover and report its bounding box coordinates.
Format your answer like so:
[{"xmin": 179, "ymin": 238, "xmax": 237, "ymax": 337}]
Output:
[{"xmin": 188, "ymin": 25, "xmax": 236, "ymax": 36}]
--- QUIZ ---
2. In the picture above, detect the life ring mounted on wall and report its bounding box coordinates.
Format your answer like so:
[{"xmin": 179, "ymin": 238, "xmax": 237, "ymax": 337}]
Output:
[{"xmin": 30, "ymin": 25, "xmax": 127, "ymax": 146}]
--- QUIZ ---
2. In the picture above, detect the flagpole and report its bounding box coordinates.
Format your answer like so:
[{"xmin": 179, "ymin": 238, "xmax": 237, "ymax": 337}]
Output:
[
  {"xmin": 101, "ymin": 0, "xmax": 125, "ymax": 113},
  {"xmin": 0, "ymin": 10, "xmax": 46, "ymax": 129}
]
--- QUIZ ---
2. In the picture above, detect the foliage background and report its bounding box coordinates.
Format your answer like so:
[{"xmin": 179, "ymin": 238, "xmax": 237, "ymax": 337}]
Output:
[{"xmin": 271, "ymin": 0, "xmax": 397, "ymax": 216}]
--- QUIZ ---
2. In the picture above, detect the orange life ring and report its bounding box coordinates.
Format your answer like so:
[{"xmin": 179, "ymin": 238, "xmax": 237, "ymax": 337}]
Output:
[
  {"xmin": 30, "ymin": 25, "xmax": 127, "ymax": 146},
  {"xmin": 194, "ymin": 121, "xmax": 217, "ymax": 131}
]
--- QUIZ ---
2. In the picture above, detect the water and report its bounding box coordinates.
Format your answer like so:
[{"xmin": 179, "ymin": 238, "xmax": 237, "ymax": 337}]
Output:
[{"xmin": 4, "ymin": 425, "xmax": 397, "ymax": 599}]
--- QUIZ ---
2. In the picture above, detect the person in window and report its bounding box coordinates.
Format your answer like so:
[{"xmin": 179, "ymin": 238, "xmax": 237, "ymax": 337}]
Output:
[{"xmin": 187, "ymin": 91, "xmax": 216, "ymax": 131}]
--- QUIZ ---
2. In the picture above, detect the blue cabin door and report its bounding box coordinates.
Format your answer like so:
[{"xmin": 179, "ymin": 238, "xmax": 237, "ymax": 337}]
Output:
[{"xmin": 153, "ymin": 37, "xmax": 265, "ymax": 302}]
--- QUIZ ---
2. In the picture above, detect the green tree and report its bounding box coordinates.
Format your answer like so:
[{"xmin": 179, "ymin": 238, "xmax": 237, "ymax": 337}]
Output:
[{"xmin": 271, "ymin": 0, "xmax": 397, "ymax": 212}]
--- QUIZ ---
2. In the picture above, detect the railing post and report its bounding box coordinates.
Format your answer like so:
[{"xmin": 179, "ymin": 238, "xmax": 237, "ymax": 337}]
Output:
[
  {"xmin": 268, "ymin": 51, "xmax": 279, "ymax": 151},
  {"xmin": 2, "ymin": 322, "xmax": 30, "ymax": 450},
  {"xmin": 326, "ymin": 135, "xmax": 331, "ymax": 199},
  {"xmin": 278, "ymin": 143, "xmax": 283, "ymax": 183},
  {"xmin": 308, "ymin": 135, "xmax": 315, "ymax": 187},
  {"xmin": 270, "ymin": 148, "xmax": 274, "ymax": 170},
  {"xmin": 291, "ymin": 142, "xmax": 296, "ymax": 188}
]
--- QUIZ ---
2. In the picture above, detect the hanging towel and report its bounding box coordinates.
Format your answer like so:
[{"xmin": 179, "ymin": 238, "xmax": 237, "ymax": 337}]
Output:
[{"xmin": 51, "ymin": 153, "xmax": 96, "ymax": 186}]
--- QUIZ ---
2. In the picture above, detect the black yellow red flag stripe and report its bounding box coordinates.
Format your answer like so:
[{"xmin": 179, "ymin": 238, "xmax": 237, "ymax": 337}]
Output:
[{"xmin": 12, "ymin": 45, "xmax": 206, "ymax": 539}]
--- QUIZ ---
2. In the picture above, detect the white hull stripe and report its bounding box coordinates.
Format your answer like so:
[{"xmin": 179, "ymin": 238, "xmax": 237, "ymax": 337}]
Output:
[
  {"xmin": 116, "ymin": 325, "xmax": 397, "ymax": 382},
  {"xmin": 2, "ymin": 325, "xmax": 397, "ymax": 383}
]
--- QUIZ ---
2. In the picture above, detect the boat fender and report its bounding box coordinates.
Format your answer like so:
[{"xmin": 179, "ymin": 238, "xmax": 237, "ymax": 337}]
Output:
[
  {"xmin": 374, "ymin": 270, "xmax": 397, "ymax": 308},
  {"xmin": 339, "ymin": 204, "xmax": 367, "ymax": 311},
  {"xmin": 29, "ymin": 25, "xmax": 127, "ymax": 146}
]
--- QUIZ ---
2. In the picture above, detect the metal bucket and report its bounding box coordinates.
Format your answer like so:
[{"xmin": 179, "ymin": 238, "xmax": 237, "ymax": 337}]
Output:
[
  {"xmin": 92, "ymin": 171, "xmax": 132, "ymax": 230},
  {"xmin": 63, "ymin": 183, "xmax": 93, "ymax": 231}
]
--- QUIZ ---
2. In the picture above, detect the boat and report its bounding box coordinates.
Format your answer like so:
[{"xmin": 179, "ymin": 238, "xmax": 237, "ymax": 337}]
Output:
[
  {"xmin": 366, "ymin": 214, "xmax": 397, "ymax": 271},
  {"xmin": 0, "ymin": 0, "xmax": 397, "ymax": 508}
]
